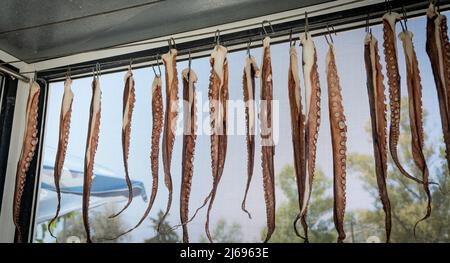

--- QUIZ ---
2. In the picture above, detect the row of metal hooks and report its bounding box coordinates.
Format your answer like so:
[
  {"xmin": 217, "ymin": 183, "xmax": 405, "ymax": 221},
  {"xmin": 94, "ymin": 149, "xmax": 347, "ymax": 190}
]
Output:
[{"xmin": 58, "ymin": 0, "xmax": 435, "ymax": 81}]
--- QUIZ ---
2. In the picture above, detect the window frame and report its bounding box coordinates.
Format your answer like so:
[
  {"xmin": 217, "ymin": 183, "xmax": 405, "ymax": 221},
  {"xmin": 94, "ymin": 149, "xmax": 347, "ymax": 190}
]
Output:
[{"xmin": 11, "ymin": 0, "xmax": 448, "ymax": 243}]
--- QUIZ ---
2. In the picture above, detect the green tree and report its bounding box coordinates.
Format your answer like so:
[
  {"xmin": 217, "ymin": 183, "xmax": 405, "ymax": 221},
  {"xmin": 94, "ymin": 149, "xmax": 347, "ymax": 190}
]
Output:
[
  {"xmin": 348, "ymin": 99, "xmax": 450, "ymax": 242},
  {"xmin": 199, "ymin": 218, "xmax": 243, "ymax": 243},
  {"xmin": 35, "ymin": 203, "xmax": 130, "ymax": 243},
  {"xmin": 144, "ymin": 210, "xmax": 180, "ymax": 243},
  {"xmin": 265, "ymin": 166, "xmax": 336, "ymax": 243}
]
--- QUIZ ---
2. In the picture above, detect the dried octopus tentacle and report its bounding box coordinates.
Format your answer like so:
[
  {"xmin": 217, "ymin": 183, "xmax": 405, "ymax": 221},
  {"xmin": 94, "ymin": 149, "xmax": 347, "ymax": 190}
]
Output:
[
  {"xmin": 383, "ymin": 12, "xmax": 421, "ymax": 185},
  {"xmin": 295, "ymin": 33, "xmax": 321, "ymax": 243},
  {"xmin": 364, "ymin": 33, "xmax": 391, "ymax": 243},
  {"xmin": 288, "ymin": 45, "xmax": 307, "ymax": 240},
  {"xmin": 147, "ymin": 76, "xmax": 163, "ymax": 226},
  {"xmin": 102, "ymin": 76, "xmax": 164, "ymax": 241},
  {"xmin": 326, "ymin": 44, "xmax": 347, "ymax": 243},
  {"xmin": 110, "ymin": 69, "xmax": 135, "ymax": 218},
  {"xmin": 260, "ymin": 36, "xmax": 275, "ymax": 243},
  {"xmin": 48, "ymin": 77, "xmax": 74, "ymax": 239},
  {"xmin": 158, "ymin": 49, "xmax": 179, "ymax": 231},
  {"xmin": 426, "ymin": 3, "xmax": 450, "ymax": 171},
  {"xmin": 180, "ymin": 68, "xmax": 198, "ymax": 243},
  {"xmin": 12, "ymin": 80, "xmax": 40, "ymax": 243},
  {"xmin": 83, "ymin": 77, "xmax": 101, "ymax": 243},
  {"xmin": 399, "ymin": 31, "xmax": 432, "ymax": 235},
  {"xmin": 206, "ymin": 44, "xmax": 228, "ymax": 243},
  {"xmin": 241, "ymin": 55, "xmax": 260, "ymax": 219}
]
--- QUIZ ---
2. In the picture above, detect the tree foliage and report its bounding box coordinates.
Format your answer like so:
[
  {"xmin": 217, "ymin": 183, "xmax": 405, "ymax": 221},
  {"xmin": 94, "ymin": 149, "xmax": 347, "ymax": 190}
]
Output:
[
  {"xmin": 264, "ymin": 166, "xmax": 336, "ymax": 243},
  {"xmin": 348, "ymin": 99, "xmax": 450, "ymax": 242},
  {"xmin": 144, "ymin": 210, "xmax": 180, "ymax": 243},
  {"xmin": 35, "ymin": 204, "xmax": 130, "ymax": 243},
  {"xmin": 199, "ymin": 219, "xmax": 243, "ymax": 243}
]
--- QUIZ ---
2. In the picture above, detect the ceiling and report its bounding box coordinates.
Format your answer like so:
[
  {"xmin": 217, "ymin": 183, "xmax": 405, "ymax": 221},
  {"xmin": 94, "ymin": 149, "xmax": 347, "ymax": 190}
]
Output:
[{"xmin": 0, "ymin": 0, "xmax": 332, "ymax": 63}]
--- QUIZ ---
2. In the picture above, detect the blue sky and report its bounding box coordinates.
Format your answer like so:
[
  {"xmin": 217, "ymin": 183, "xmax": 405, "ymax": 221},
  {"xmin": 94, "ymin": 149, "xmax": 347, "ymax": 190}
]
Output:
[{"xmin": 37, "ymin": 12, "xmax": 448, "ymax": 242}]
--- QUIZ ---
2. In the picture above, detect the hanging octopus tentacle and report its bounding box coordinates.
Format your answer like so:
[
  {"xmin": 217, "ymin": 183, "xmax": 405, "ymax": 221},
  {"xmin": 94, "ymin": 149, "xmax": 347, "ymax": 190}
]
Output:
[
  {"xmin": 110, "ymin": 68, "xmax": 135, "ymax": 218},
  {"xmin": 206, "ymin": 44, "xmax": 228, "ymax": 243},
  {"xmin": 383, "ymin": 12, "xmax": 422, "ymax": 185},
  {"xmin": 364, "ymin": 32, "xmax": 392, "ymax": 243},
  {"xmin": 326, "ymin": 44, "xmax": 347, "ymax": 243},
  {"xmin": 12, "ymin": 80, "xmax": 40, "ymax": 243},
  {"xmin": 48, "ymin": 77, "xmax": 74, "ymax": 239},
  {"xmin": 180, "ymin": 68, "xmax": 198, "ymax": 243},
  {"xmin": 260, "ymin": 36, "xmax": 275, "ymax": 243},
  {"xmin": 241, "ymin": 55, "xmax": 260, "ymax": 219},
  {"xmin": 295, "ymin": 32, "xmax": 321, "ymax": 243},
  {"xmin": 83, "ymin": 77, "xmax": 102, "ymax": 243},
  {"xmin": 101, "ymin": 76, "xmax": 164, "ymax": 241},
  {"xmin": 288, "ymin": 45, "xmax": 307, "ymax": 241},
  {"xmin": 399, "ymin": 30, "xmax": 432, "ymax": 236},
  {"xmin": 426, "ymin": 3, "xmax": 450, "ymax": 171},
  {"xmin": 147, "ymin": 76, "xmax": 164, "ymax": 227},
  {"xmin": 158, "ymin": 48, "xmax": 179, "ymax": 232}
]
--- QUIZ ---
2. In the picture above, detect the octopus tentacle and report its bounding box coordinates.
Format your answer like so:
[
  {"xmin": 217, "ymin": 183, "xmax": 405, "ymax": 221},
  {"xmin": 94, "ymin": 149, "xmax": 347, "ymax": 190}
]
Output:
[
  {"xmin": 326, "ymin": 44, "xmax": 347, "ymax": 243},
  {"xmin": 364, "ymin": 32, "xmax": 391, "ymax": 243},
  {"xmin": 180, "ymin": 68, "xmax": 198, "ymax": 243},
  {"xmin": 288, "ymin": 45, "xmax": 307, "ymax": 241},
  {"xmin": 296, "ymin": 33, "xmax": 321, "ymax": 243},
  {"xmin": 12, "ymin": 80, "xmax": 40, "ymax": 243},
  {"xmin": 158, "ymin": 49, "xmax": 179, "ymax": 232},
  {"xmin": 383, "ymin": 12, "xmax": 421, "ymax": 184},
  {"xmin": 426, "ymin": 3, "xmax": 450, "ymax": 172},
  {"xmin": 147, "ymin": 76, "xmax": 163, "ymax": 227},
  {"xmin": 260, "ymin": 37, "xmax": 275, "ymax": 243},
  {"xmin": 102, "ymin": 76, "xmax": 164, "ymax": 241},
  {"xmin": 83, "ymin": 77, "xmax": 102, "ymax": 243},
  {"xmin": 206, "ymin": 44, "xmax": 228, "ymax": 243},
  {"xmin": 110, "ymin": 68, "xmax": 135, "ymax": 218},
  {"xmin": 399, "ymin": 31, "xmax": 432, "ymax": 235},
  {"xmin": 48, "ymin": 77, "xmax": 74, "ymax": 239},
  {"xmin": 241, "ymin": 56, "xmax": 260, "ymax": 219}
]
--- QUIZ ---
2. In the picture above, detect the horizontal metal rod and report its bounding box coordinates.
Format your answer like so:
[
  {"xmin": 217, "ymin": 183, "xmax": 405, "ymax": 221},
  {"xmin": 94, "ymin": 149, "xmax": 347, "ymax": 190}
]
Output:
[{"xmin": 0, "ymin": 65, "xmax": 29, "ymax": 82}]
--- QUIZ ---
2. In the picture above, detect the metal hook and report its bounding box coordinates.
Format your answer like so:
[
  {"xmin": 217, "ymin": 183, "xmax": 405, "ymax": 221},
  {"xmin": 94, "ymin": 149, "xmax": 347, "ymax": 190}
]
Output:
[
  {"xmin": 261, "ymin": 20, "xmax": 274, "ymax": 36},
  {"xmin": 214, "ymin": 29, "xmax": 220, "ymax": 45},
  {"xmin": 66, "ymin": 66, "xmax": 71, "ymax": 79},
  {"xmin": 247, "ymin": 38, "xmax": 252, "ymax": 58},
  {"xmin": 365, "ymin": 12, "xmax": 371, "ymax": 33},
  {"xmin": 171, "ymin": 37, "xmax": 176, "ymax": 49},
  {"xmin": 328, "ymin": 24, "xmax": 336, "ymax": 42},
  {"xmin": 402, "ymin": 5, "xmax": 408, "ymax": 31},
  {"xmin": 152, "ymin": 54, "xmax": 162, "ymax": 77},
  {"xmin": 129, "ymin": 58, "xmax": 133, "ymax": 71},
  {"xmin": 398, "ymin": 6, "xmax": 408, "ymax": 32},
  {"xmin": 151, "ymin": 64, "xmax": 157, "ymax": 76},
  {"xmin": 157, "ymin": 54, "xmax": 162, "ymax": 76},
  {"xmin": 96, "ymin": 62, "xmax": 101, "ymax": 78},
  {"xmin": 152, "ymin": 55, "xmax": 161, "ymax": 77},
  {"xmin": 187, "ymin": 49, "xmax": 192, "ymax": 83},
  {"xmin": 304, "ymin": 11, "xmax": 309, "ymax": 39},
  {"xmin": 289, "ymin": 29, "xmax": 296, "ymax": 47},
  {"xmin": 324, "ymin": 24, "xmax": 336, "ymax": 45},
  {"xmin": 385, "ymin": 0, "xmax": 392, "ymax": 14},
  {"xmin": 168, "ymin": 38, "xmax": 176, "ymax": 53}
]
